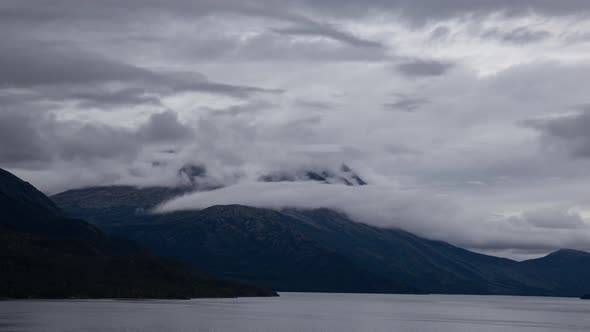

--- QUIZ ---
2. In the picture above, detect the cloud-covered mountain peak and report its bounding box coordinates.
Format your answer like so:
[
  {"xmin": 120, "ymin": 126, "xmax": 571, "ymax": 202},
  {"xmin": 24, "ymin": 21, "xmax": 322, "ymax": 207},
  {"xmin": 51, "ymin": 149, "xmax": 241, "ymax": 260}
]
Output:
[
  {"xmin": 178, "ymin": 163, "xmax": 207, "ymax": 185},
  {"xmin": 259, "ymin": 164, "xmax": 367, "ymax": 186}
]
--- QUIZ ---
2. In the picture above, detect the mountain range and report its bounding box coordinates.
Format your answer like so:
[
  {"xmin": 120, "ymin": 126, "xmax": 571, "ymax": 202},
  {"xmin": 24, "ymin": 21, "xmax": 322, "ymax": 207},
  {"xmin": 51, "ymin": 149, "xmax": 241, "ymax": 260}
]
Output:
[
  {"xmin": 51, "ymin": 169, "xmax": 590, "ymax": 298},
  {"xmin": 0, "ymin": 168, "xmax": 275, "ymax": 299}
]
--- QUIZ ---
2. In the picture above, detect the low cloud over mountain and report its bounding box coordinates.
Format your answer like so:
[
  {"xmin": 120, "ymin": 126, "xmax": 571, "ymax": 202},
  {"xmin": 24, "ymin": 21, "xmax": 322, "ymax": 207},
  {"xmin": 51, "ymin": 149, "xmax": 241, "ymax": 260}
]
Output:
[{"xmin": 3, "ymin": 0, "xmax": 590, "ymax": 258}]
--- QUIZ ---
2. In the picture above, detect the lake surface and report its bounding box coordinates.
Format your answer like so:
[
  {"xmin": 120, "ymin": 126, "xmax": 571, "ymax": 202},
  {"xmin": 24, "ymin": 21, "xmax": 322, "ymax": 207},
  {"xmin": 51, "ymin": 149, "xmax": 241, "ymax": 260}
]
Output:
[{"xmin": 1, "ymin": 293, "xmax": 589, "ymax": 332}]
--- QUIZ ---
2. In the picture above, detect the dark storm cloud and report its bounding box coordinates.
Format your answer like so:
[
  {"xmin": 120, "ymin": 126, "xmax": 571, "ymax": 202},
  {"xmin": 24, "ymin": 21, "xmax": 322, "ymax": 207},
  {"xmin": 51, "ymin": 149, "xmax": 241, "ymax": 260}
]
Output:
[
  {"xmin": 526, "ymin": 110, "xmax": 590, "ymax": 158},
  {"xmin": 396, "ymin": 59, "xmax": 454, "ymax": 77},
  {"xmin": 0, "ymin": 40, "xmax": 281, "ymax": 102},
  {"xmin": 0, "ymin": 108, "xmax": 193, "ymax": 165},
  {"xmin": 5, "ymin": 0, "xmax": 590, "ymax": 30},
  {"xmin": 138, "ymin": 111, "xmax": 194, "ymax": 142},
  {"xmin": 482, "ymin": 26, "xmax": 552, "ymax": 44},
  {"xmin": 0, "ymin": 0, "xmax": 322, "ymax": 24},
  {"xmin": 296, "ymin": 0, "xmax": 590, "ymax": 23},
  {"xmin": 0, "ymin": 43, "xmax": 149, "ymax": 87},
  {"xmin": 0, "ymin": 1, "xmax": 216, "ymax": 23},
  {"xmin": 0, "ymin": 108, "xmax": 50, "ymax": 163},
  {"xmin": 19, "ymin": 0, "xmax": 580, "ymax": 23}
]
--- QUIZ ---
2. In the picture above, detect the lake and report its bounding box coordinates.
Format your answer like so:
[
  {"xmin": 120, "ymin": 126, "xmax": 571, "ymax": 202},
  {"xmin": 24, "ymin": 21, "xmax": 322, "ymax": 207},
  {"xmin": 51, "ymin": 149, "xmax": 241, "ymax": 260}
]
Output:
[{"xmin": 1, "ymin": 293, "xmax": 589, "ymax": 332}]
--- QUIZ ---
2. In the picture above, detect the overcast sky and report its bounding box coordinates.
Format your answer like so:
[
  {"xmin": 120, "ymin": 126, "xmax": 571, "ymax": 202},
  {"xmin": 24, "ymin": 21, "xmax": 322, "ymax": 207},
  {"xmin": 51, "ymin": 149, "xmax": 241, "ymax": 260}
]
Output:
[{"xmin": 3, "ymin": 1, "xmax": 590, "ymax": 259}]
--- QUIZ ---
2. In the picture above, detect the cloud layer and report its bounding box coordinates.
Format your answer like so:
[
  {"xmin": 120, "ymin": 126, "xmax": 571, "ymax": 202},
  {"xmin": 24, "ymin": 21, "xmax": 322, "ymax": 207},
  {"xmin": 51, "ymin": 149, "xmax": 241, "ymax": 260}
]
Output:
[
  {"xmin": 157, "ymin": 182, "xmax": 590, "ymax": 259},
  {"xmin": 3, "ymin": 0, "xmax": 590, "ymax": 258}
]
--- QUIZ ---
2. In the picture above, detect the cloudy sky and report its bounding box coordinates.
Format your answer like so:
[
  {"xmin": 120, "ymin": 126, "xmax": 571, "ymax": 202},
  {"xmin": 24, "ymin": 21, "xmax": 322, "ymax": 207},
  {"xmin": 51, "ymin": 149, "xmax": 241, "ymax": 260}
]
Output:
[{"xmin": 3, "ymin": 1, "xmax": 590, "ymax": 259}]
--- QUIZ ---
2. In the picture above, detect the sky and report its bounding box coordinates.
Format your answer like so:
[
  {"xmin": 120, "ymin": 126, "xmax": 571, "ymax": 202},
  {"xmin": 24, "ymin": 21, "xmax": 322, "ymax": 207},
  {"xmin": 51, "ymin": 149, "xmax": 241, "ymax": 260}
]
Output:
[{"xmin": 3, "ymin": 1, "xmax": 590, "ymax": 259}]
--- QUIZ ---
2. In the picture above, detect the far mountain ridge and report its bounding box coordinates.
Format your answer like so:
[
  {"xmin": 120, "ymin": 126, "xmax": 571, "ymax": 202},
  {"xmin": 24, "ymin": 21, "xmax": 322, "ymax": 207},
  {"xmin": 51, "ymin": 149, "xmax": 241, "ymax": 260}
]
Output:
[
  {"xmin": 49, "ymin": 163, "xmax": 368, "ymax": 210},
  {"xmin": 52, "ymin": 184, "xmax": 590, "ymax": 298},
  {"xmin": 175, "ymin": 162, "xmax": 368, "ymax": 189}
]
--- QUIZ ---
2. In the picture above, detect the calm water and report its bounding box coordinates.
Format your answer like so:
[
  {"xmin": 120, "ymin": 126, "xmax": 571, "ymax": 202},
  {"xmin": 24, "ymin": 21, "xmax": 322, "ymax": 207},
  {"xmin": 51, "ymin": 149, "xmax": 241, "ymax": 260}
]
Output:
[{"xmin": 1, "ymin": 293, "xmax": 589, "ymax": 332}]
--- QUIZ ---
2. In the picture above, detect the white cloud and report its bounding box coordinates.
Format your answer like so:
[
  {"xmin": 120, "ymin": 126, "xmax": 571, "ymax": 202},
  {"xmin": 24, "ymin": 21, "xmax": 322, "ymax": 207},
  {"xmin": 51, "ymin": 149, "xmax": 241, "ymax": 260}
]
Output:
[{"xmin": 156, "ymin": 182, "xmax": 590, "ymax": 257}]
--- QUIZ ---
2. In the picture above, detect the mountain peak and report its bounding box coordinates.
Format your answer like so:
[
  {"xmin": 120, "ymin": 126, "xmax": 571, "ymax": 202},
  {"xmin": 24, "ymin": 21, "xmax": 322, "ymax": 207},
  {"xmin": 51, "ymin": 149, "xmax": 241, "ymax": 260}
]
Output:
[
  {"xmin": 547, "ymin": 249, "xmax": 590, "ymax": 258},
  {"xmin": 178, "ymin": 163, "xmax": 207, "ymax": 185},
  {"xmin": 521, "ymin": 248, "xmax": 590, "ymax": 266},
  {"xmin": 259, "ymin": 163, "xmax": 367, "ymax": 186},
  {"xmin": 0, "ymin": 168, "xmax": 63, "ymax": 220}
]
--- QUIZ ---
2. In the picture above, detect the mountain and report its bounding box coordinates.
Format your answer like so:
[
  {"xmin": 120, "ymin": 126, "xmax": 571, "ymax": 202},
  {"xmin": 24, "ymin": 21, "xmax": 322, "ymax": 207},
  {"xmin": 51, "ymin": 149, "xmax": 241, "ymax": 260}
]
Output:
[
  {"xmin": 53, "ymin": 184, "xmax": 590, "ymax": 297},
  {"xmin": 53, "ymin": 192, "xmax": 407, "ymax": 293},
  {"xmin": 583, "ymin": 294, "xmax": 590, "ymax": 300},
  {"xmin": 519, "ymin": 249, "xmax": 590, "ymax": 296},
  {"xmin": 0, "ymin": 168, "xmax": 275, "ymax": 299},
  {"xmin": 260, "ymin": 164, "xmax": 367, "ymax": 186}
]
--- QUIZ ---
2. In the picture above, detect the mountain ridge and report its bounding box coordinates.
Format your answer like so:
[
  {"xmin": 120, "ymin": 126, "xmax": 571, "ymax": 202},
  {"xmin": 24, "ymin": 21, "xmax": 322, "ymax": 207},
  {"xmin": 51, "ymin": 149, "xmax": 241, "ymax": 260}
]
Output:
[
  {"xmin": 52, "ymin": 185, "xmax": 590, "ymax": 297},
  {"xmin": 0, "ymin": 168, "xmax": 276, "ymax": 299}
]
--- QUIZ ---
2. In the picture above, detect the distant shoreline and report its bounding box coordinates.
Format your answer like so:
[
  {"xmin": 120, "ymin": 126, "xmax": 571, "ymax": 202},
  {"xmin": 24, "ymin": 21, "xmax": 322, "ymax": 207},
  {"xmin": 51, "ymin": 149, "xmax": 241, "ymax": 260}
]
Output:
[{"xmin": 0, "ymin": 294, "xmax": 278, "ymax": 301}]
